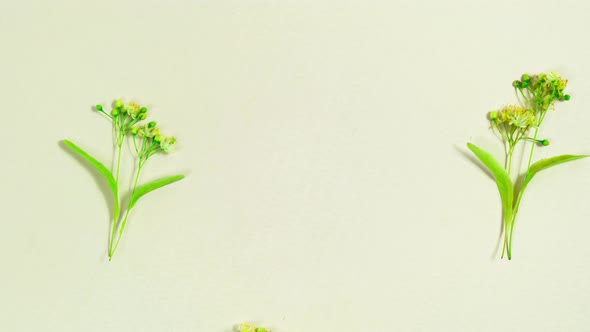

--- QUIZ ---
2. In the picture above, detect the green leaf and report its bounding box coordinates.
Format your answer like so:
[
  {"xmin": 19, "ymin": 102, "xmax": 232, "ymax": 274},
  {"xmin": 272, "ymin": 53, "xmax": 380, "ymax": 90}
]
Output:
[
  {"xmin": 508, "ymin": 154, "xmax": 588, "ymax": 259},
  {"xmin": 63, "ymin": 139, "xmax": 120, "ymax": 221},
  {"xmin": 129, "ymin": 174, "xmax": 185, "ymax": 210},
  {"xmin": 466, "ymin": 143, "xmax": 514, "ymax": 219},
  {"xmin": 522, "ymin": 154, "xmax": 589, "ymax": 194}
]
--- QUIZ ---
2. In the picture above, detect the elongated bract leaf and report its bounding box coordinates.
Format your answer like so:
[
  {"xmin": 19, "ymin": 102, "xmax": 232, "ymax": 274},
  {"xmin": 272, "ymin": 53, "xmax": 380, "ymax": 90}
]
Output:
[
  {"xmin": 129, "ymin": 174, "xmax": 185, "ymax": 210},
  {"xmin": 466, "ymin": 143, "xmax": 513, "ymax": 219},
  {"xmin": 522, "ymin": 154, "xmax": 589, "ymax": 192},
  {"xmin": 509, "ymin": 154, "xmax": 589, "ymax": 258},
  {"xmin": 63, "ymin": 139, "xmax": 120, "ymax": 220}
]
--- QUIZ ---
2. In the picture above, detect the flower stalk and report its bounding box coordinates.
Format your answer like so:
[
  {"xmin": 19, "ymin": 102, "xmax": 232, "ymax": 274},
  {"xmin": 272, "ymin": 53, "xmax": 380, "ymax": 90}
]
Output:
[
  {"xmin": 63, "ymin": 99, "xmax": 184, "ymax": 261},
  {"xmin": 468, "ymin": 72, "xmax": 587, "ymax": 259}
]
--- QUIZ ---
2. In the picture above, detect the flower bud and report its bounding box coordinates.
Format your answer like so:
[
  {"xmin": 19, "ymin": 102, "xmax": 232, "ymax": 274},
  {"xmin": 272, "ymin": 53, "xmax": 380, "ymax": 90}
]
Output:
[
  {"xmin": 139, "ymin": 113, "xmax": 147, "ymax": 120},
  {"xmin": 564, "ymin": 94, "xmax": 571, "ymax": 101},
  {"xmin": 489, "ymin": 111, "xmax": 498, "ymax": 121},
  {"xmin": 96, "ymin": 104, "xmax": 103, "ymax": 111},
  {"xmin": 131, "ymin": 127, "xmax": 139, "ymax": 135},
  {"xmin": 140, "ymin": 107, "xmax": 148, "ymax": 113},
  {"xmin": 521, "ymin": 74, "xmax": 531, "ymax": 82},
  {"xmin": 539, "ymin": 139, "xmax": 550, "ymax": 146},
  {"xmin": 512, "ymin": 80, "xmax": 521, "ymax": 88},
  {"xmin": 115, "ymin": 99, "xmax": 123, "ymax": 109},
  {"xmin": 112, "ymin": 109, "xmax": 119, "ymax": 116},
  {"xmin": 148, "ymin": 121, "xmax": 157, "ymax": 128},
  {"xmin": 154, "ymin": 134, "xmax": 163, "ymax": 142}
]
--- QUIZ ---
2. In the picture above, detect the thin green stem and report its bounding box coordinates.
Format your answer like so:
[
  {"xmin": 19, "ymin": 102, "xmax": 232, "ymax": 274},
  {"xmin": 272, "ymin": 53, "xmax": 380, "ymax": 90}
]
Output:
[
  {"xmin": 507, "ymin": 145, "xmax": 515, "ymax": 176},
  {"xmin": 507, "ymin": 112, "xmax": 546, "ymax": 259},
  {"xmin": 110, "ymin": 164, "xmax": 143, "ymax": 260},
  {"xmin": 518, "ymin": 87, "xmax": 532, "ymax": 106},
  {"xmin": 115, "ymin": 140, "xmax": 123, "ymax": 182},
  {"xmin": 111, "ymin": 209, "xmax": 130, "ymax": 260},
  {"xmin": 98, "ymin": 110, "xmax": 113, "ymax": 120},
  {"xmin": 501, "ymin": 220, "xmax": 508, "ymax": 259},
  {"xmin": 507, "ymin": 167, "xmax": 531, "ymax": 260},
  {"xmin": 108, "ymin": 217, "xmax": 117, "ymax": 259},
  {"xmin": 109, "ymin": 118, "xmax": 124, "ymax": 258},
  {"xmin": 142, "ymin": 137, "xmax": 149, "ymax": 157},
  {"xmin": 133, "ymin": 135, "xmax": 139, "ymax": 154},
  {"xmin": 526, "ymin": 126, "xmax": 540, "ymax": 170}
]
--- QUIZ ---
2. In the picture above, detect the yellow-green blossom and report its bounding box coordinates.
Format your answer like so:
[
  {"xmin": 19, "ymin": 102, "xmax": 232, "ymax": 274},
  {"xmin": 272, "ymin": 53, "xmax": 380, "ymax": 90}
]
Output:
[
  {"xmin": 493, "ymin": 104, "xmax": 536, "ymax": 129},
  {"xmin": 137, "ymin": 122, "xmax": 160, "ymax": 138},
  {"xmin": 523, "ymin": 72, "xmax": 569, "ymax": 110},
  {"xmin": 159, "ymin": 136, "xmax": 177, "ymax": 153},
  {"xmin": 237, "ymin": 323, "xmax": 269, "ymax": 332},
  {"xmin": 124, "ymin": 102, "xmax": 142, "ymax": 119}
]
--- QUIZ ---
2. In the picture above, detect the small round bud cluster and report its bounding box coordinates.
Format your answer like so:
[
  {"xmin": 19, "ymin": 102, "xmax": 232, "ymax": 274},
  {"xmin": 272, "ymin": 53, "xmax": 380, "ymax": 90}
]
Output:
[
  {"xmin": 512, "ymin": 80, "xmax": 521, "ymax": 88},
  {"xmin": 513, "ymin": 74, "xmax": 531, "ymax": 89},
  {"xmin": 512, "ymin": 72, "xmax": 570, "ymax": 110},
  {"xmin": 97, "ymin": 98, "xmax": 179, "ymax": 159},
  {"xmin": 112, "ymin": 99, "xmax": 126, "ymax": 116},
  {"xmin": 520, "ymin": 74, "xmax": 531, "ymax": 88},
  {"xmin": 102, "ymin": 99, "xmax": 153, "ymax": 137},
  {"xmin": 489, "ymin": 111, "xmax": 498, "ymax": 121}
]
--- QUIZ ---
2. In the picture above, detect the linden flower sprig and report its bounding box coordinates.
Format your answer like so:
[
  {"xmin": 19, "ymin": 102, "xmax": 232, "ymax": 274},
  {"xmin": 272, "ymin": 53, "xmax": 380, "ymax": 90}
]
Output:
[
  {"xmin": 63, "ymin": 99, "xmax": 185, "ymax": 260},
  {"xmin": 236, "ymin": 323, "xmax": 271, "ymax": 332},
  {"xmin": 467, "ymin": 72, "xmax": 588, "ymax": 260},
  {"xmin": 489, "ymin": 105, "xmax": 537, "ymax": 175}
]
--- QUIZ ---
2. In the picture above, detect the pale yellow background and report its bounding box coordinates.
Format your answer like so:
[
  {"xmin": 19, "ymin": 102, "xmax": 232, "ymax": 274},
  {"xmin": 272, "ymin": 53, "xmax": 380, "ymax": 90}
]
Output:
[{"xmin": 2, "ymin": 0, "xmax": 590, "ymax": 331}]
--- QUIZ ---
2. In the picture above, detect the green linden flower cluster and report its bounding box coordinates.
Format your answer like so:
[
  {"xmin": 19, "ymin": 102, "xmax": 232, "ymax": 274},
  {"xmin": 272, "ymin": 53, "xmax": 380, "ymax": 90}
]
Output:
[
  {"xmin": 64, "ymin": 99, "xmax": 184, "ymax": 261},
  {"xmin": 237, "ymin": 323, "xmax": 270, "ymax": 332},
  {"xmin": 489, "ymin": 104, "xmax": 537, "ymax": 172},
  {"xmin": 98, "ymin": 100, "xmax": 178, "ymax": 160},
  {"xmin": 467, "ymin": 72, "xmax": 587, "ymax": 260},
  {"xmin": 489, "ymin": 73, "xmax": 570, "ymax": 177}
]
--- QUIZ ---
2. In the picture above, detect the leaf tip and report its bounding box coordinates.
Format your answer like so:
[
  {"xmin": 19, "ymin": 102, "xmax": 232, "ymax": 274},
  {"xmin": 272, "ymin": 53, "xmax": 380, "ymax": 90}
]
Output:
[
  {"xmin": 63, "ymin": 139, "xmax": 75, "ymax": 149},
  {"xmin": 466, "ymin": 142, "xmax": 478, "ymax": 153}
]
